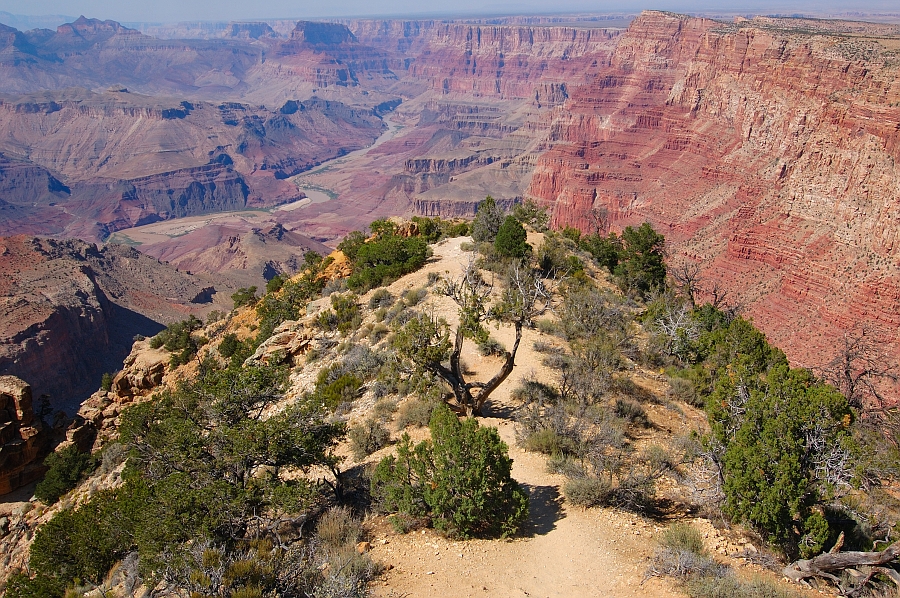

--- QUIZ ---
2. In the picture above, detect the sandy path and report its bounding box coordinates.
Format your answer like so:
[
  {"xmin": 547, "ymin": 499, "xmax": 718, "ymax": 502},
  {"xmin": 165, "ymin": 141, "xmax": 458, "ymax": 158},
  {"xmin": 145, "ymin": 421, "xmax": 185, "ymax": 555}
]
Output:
[{"xmin": 367, "ymin": 417, "xmax": 681, "ymax": 598}]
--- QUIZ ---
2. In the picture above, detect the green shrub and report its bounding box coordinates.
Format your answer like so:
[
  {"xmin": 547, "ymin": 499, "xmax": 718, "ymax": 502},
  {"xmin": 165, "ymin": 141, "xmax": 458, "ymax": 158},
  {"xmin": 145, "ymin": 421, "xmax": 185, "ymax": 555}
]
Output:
[
  {"xmin": 614, "ymin": 222, "xmax": 666, "ymax": 298},
  {"xmin": 231, "ymin": 286, "xmax": 258, "ymax": 308},
  {"xmin": 100, "ymin": 371, "xmax": 114, "ymax": 392},
  {"xmin": 255, "ymin": 272, "xmax": 325, "ymax": 343},
  {"xmin": 27, "ymin": 488, "xmax": 131, "ymax": 590},
  {"xmin": 349, "ymin": 418, "xmax": 391, "ymax": 461},
  {"xmin": 34, "ymin": 445, "xmax": 99, "ymax": 504},
  {"xmin": 372, "ymin": 405, "xmax": 529, "ymax": 538},
  {"xmin": 311, "ymin": 369, "xmax": 362, "ymax": 410},
  {"xmin": 710, "ymin": 363, "xmax": 852, "ymax": 555},
  {"xmin": 343, "ymin": 224, "xmax": 430, "ymax": 292},
  {"xmin": 4, "ymin": 571, "xmax": 66, "ymax": 598},
  {"xmin": 316, "ymin": 293, "xmax": 361, "ymax": 335},
  {"xmin": 148, "ymin": 316, "xmax": 205, "ymax": 367},
  {"xmin": 218, "ymin": 333, "xmax": 242, "ymax": 359},
  {"xmin": 511, "ymin": 198, "xmax": 549, "ymax": 232},
  {"xmin": 388, "ymin": 513, "xmax": 424, "ymax": 534},
  {"xmin": 579, "ymin": 232, "xmax": 622, "ymax": 274},
  {"xmin": 411, "ymin": 216, "xmax": 470, "ymax": 242},
  {"xmin": 265, "ymin": 274, "xmax": 285, "ymax": 294}
]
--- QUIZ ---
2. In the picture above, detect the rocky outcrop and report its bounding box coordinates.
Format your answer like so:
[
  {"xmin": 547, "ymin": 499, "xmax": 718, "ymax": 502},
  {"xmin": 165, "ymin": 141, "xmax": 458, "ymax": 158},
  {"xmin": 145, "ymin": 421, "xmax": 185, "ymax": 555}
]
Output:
[
  {"xmin": 134, "ymin": 223, "xmax": 331, "ymax": 290},
  {"xmin": 526, "ymin": 11, "xmax": 900, "ymax": 370},
  {"xmin": 0, "ymin": 376, "xmax": 50, "ymax": 495},
  {"xmin": 74, "ymin": 341, "xmax": 170, "ymax": 448},
  {"xmin": 226, "ymin": 22, "xmax": 278, "ymax": 40},
  {"xmin": 245, "ymin": 320, "xmax": 316, "ymax": 367}
]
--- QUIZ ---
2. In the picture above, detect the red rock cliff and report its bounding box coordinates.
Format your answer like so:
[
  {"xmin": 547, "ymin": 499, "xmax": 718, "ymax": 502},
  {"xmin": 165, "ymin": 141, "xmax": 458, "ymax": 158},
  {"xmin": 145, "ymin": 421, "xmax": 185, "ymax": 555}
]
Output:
[{"xmin": 527, "ymin": 11, "xmax": 900, "ymax": 369}]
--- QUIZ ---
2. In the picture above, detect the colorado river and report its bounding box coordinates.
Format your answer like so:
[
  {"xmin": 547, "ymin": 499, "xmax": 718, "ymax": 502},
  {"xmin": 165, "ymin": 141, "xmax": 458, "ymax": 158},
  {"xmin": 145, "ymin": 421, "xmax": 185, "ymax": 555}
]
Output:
[{"xmin": 279, "ymin": 116, "xmax": 404, "ymax": 211}]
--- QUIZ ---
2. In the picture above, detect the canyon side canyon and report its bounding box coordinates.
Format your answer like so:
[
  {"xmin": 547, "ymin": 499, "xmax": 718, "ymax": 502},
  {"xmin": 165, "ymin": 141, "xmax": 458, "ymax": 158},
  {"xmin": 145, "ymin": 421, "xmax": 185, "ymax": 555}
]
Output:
[{"xmin": 0, "ymin": 11, "xmax": 899, "ymax": 400}]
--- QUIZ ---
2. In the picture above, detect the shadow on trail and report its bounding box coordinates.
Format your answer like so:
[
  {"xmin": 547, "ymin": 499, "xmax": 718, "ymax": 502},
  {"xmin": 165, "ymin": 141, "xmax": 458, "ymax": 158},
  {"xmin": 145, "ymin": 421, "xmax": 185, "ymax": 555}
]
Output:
[
  {"xmin": 482, "ymin": 399, "xmax": 517, "ymax": 420},
  {"xmin": 520, "ymin": 483, "xmax": 564, "ymax": 537}
]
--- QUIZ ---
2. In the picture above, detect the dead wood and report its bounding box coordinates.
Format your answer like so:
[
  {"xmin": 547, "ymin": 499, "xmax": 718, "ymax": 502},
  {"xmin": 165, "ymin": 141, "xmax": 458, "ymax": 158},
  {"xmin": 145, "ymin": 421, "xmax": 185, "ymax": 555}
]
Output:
[{"xmin": 783, "ymin": 538, "xmax": 900, "ymax": 595}]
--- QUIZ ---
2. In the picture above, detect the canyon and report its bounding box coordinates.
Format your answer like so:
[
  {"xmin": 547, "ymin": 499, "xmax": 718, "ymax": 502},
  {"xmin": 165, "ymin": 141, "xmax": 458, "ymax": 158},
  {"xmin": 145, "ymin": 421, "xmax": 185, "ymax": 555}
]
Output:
[
  {"xmin": 0, "ymin": 235, "xmax": 224, "ymax": 410},
  {"xmin": 0, "ymin": 11, "xmax": 899, "ymax": 387}
]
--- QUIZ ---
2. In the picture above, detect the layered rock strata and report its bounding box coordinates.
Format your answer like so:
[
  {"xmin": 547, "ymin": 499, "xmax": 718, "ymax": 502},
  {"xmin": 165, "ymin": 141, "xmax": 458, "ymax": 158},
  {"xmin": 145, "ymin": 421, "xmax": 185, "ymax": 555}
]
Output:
[{"xmin": 525, "ymin": 11, "xmax": 900, "ymax": 371}]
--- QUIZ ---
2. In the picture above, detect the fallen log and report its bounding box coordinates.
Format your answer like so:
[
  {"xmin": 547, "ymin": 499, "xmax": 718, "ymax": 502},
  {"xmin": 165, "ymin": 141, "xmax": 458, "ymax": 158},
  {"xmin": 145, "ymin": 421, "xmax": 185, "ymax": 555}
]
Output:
[{"xmin": 783, "ymin": 538, "xmax": 900, "ymax": 595}]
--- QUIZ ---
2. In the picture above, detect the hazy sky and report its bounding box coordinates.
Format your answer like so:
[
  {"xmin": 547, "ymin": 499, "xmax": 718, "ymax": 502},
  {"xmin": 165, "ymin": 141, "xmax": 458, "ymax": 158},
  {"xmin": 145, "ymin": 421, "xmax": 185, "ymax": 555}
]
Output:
[{"xmin": 2, "ymin": 0, "xmax": 898, "ymax": 23}]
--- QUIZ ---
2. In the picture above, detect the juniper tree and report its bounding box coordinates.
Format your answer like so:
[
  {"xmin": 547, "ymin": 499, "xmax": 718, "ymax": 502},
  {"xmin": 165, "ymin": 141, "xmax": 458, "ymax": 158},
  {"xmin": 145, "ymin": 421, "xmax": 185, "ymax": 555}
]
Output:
[{"xmin": 393, "ymin": 255, "xmax": 553, "ymax": 415}]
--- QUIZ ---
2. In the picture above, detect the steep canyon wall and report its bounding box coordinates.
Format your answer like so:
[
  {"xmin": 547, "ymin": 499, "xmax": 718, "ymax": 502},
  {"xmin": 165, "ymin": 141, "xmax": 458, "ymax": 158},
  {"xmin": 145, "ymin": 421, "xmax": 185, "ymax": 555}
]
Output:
[{"xmin": 525, "ymin": 12, "xmax": 900, "ymax": 368}]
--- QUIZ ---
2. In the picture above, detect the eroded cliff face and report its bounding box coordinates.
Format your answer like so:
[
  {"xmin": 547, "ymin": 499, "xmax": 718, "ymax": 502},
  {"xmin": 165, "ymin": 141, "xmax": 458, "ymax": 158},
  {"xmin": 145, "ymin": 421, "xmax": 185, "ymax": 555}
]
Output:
[
  {"xmin": 351, "ymin": 20, "xmax": 622, "ymax": 100},
  {"xmin": 526, "ymin": 11, "xmax": 900, "ymax": 368}
]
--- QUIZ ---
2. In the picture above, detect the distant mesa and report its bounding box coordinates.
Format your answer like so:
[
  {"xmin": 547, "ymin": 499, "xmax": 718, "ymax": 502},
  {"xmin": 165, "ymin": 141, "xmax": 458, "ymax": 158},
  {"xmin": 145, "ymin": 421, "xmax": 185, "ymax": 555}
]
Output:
[
  {"xmin": 290, "ymin": 21, "xmax": 357, "ymax": 45},
  {"xmin": 56, "ymin": 15, "xmax": 140, "ymax": 41},
  {"xmin": 226, "ymin": 22, "xmax": 278, "ymax": 40}
]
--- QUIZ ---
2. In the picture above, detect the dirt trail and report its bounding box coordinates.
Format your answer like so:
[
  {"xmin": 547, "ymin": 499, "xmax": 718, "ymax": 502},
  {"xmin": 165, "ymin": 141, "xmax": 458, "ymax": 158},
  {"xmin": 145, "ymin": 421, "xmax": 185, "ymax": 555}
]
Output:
[
  {"xmin": 367, "ymin": 414, "xmax": 681, "ymax": 598},
  {"xmin": 361, "ymin": 236, "xmax": 682, "ymax": 596}
]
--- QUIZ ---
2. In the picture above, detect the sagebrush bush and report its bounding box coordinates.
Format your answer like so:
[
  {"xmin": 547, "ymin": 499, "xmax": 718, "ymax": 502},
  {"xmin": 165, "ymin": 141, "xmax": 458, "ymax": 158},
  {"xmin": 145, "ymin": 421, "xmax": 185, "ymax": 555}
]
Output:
[
  {"xmin": 403, "ymin": 287, "xmax": 427, "ymax": 307},
  {"xmin": 563, "ymin": 477, "xmax": 611, "ymax": 507},
  {"xmin": 546, "ymin": 453, "xmax": 586, "ymax": 478},
  {"xmin": 614, "ymin": 398, "xmax": 650, "ymax": 427},
  {"xmin": 523, "ymin": 428, "xmax": 577, "ymax": 455},
  {"xmin": 649, "ymin": 547, "xmax": 726, "ymax": 581},
  {"xmin": 372, "ymin": 398, "xmax": 398, "ymax": 422},
  {"xmin": 316, "ymin": 506, "xmax": 363, "ymax": 550},
  {"xmin": 685, "ymin": 574, "xmax": 802, "ymax": 598},
  {"xmin": 395, "ymin": 399, "xmax": 439, "ymax": 429},
  {"xmin": 667, "ymin": 374, "xmax": 703, "ymax": 407},
  {"xmin": 368, "ymin": 288, "xmax": 394, "ymax": 310},
  {"xmin": 349, "ymin": 418, "xmax": 391, "ymax": 461},
  {"xmin": 477, "ymin": 336, "xmax": 506, "ymax": 357},
  {"xmin": 662, "ymin": 523, "xmax": 707, "ymax": 555}
]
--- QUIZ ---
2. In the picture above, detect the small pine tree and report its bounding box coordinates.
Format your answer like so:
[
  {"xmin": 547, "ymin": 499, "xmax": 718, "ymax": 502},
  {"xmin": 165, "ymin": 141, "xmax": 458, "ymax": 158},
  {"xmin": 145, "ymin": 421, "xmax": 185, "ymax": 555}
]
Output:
[
  {"xmin": 34, "ymin": 445, "xmax": 98, "ymax": 505},
  {"xmin": 494, "ymin": 216, "xmax": 530, "ymax": 258}
]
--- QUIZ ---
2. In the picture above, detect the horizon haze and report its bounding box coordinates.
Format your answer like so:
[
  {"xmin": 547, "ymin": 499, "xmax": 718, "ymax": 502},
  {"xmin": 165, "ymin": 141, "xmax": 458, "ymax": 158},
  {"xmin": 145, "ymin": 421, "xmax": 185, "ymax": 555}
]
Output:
[{"xmin": 2, "ymin": 0, "xmax": 900, "ymax": 25}]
